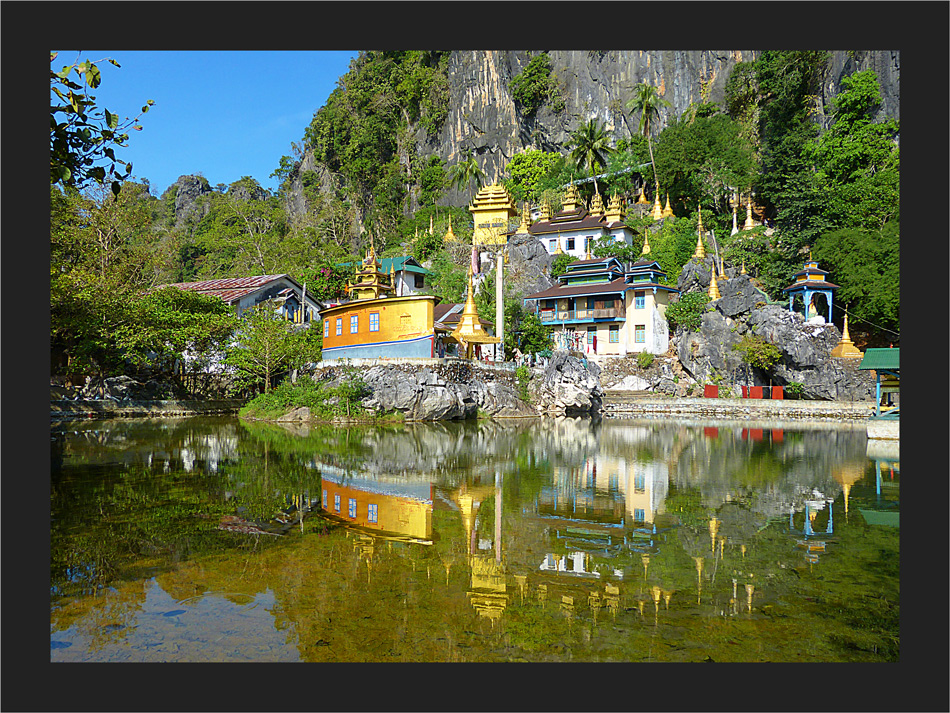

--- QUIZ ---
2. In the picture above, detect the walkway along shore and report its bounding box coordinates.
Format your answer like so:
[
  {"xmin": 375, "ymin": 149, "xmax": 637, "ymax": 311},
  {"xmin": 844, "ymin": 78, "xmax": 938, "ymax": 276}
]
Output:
[
  {"xmin": 601, "ymin": 392, "xmax": 874, "ymax": 422},
  {"xmin": 51, "ymin": 399, "xmax": 246, "ymax": 420}
]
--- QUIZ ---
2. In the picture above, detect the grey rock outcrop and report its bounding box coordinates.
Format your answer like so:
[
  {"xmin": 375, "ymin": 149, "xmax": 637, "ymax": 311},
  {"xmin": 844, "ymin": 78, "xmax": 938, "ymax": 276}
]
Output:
[
  {"xmin": 532, "ymin": 354, "xmax": 603, "ymax": 416},
  {"xmin": 677, "ymin": 310, "xmax": 744, "ymax": 385},
  {"xmin": 162, "ymin": 175, "xmax": 213, "ymax": 229},
  {"xmin": 504, "ymin": 231, "xmax": 555, "ymax": 297},
  {"xmin": 316, "ymin": 362, "xmax": 536, "ymax": 422}
]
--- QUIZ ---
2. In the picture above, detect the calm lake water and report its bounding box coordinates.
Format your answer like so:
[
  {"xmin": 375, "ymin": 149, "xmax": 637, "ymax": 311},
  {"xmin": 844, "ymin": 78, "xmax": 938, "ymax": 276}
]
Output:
[{"xmin": 50, "ymin": 415, "xmax": 899, "ymax": 663}]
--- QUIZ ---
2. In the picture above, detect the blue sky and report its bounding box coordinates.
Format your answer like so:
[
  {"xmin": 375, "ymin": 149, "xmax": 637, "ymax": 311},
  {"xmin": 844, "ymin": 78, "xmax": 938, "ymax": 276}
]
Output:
[{"xmin": 58, "ymin": 50, "xmax": 358, "ymax": 196}]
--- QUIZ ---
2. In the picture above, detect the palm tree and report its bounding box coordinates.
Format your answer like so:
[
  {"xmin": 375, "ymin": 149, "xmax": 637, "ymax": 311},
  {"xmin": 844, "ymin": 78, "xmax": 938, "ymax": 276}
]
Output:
[
  {"xmin": 626, "ymin": 82, "xmax": 672, "ymax": 193},
  {"xmin": 566, "ymin": 119, "xmax": 615, "ymax": 195},
  {"xmin": 448, "ymin": 149, "xmax": 486, "ymax": 202}
]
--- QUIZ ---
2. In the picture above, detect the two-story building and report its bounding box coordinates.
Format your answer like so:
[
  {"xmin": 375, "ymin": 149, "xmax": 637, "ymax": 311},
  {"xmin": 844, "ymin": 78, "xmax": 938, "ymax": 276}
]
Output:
[{"xmin": 524, "ymin": 256, "xmax": 678, "ymax": 356}]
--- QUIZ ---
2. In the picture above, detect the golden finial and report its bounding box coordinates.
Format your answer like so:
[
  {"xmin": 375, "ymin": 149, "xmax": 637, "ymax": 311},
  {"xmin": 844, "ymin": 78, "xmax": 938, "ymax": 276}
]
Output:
[
  {"xmin": 662, "ymin": 194, "xmax": 673, "ymax": 218},
  {"xmin": 429, "ymin": 214, "xmax": 434, "ymax": 236},
  {"xmin": 741, "ymin": 259, "xmax": 747, "ymax": 275},
  {"xmin": 830, "ymin": 310, "xmax": 864, "ymax": 358},
  {"xmin": 641, "ymin": 233, "xmax": 651, "ymax": 256},
  {"xmin": 637, "ymin": 184, "xmax": 649, "ymax": 204},
  {"xmin": 719, "ymin": 255, "xmax": 729, "ymax": 281},
  {"xmin": 585, "ymin": 238, "xmax": 592, "ymax": 260}
]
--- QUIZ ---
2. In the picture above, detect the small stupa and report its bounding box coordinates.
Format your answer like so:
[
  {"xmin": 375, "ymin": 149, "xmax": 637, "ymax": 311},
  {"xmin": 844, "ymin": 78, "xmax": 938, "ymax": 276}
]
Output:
[
  {"xmin": 662, "ymin": 194, "xmax": 673, "ymax": 218},
  {"xmin": 693, "ymin": 206, "xmax": 706, "ymax": 259},
  {"xmin": 444, "ymin": 215, "xmax": 458, "ymax": 243},
  {"xmin": 830, "ymin": 312, "xmax": 864, "ymax": 358},
  {"xmin": 641, "ymin": 233, "xmax": 651, "ymax": 256},
  {"xmin": 450, "ymin": 267, "xmax": 500, "ymax": 359},
  {"xmin": 651, "ymin": 184, "xmax": 664, "ymax": 220},
  {"xmin": 743, "ymin": 193, "xmax": 757, "ymax": 231}
]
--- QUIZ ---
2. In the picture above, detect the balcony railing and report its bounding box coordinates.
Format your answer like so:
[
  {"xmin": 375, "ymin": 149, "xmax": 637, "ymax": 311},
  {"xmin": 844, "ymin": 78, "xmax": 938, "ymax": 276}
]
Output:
[{"xmin": 539, "ymin": 306, "xmax": 626, "ymax": 323}]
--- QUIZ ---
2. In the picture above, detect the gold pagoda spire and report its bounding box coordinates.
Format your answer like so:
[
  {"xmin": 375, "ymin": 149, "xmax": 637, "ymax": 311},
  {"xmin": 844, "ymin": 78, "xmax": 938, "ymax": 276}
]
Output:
[
  {"xmin": 637, "ymin": 183, "xmax": 649, "ymax": 204},
  {"xmin": 708, "ymin": 262, "xmax": 721, "ymax": 300},
  {"xmin": 585, "ymin": 238, "xmax": 592, "ymax": 260},
  {"xmin": 449, "ymin": 267, "xmax": 500, "ymax": 358},
  {"xmin": 444, "ymin": 215, "xmax": 457, "ymax": 242},
  {"xmin": 718, "ymin": 255, "xmax": 729, "ymax": 281},
  {"xmin": 662, "ymin": 194, "xmax": 673, "ymax": 218},
  {"xmin": 518, "ymin": 203, "xmax": 531, "ymax": 233},
  {"xmin": 741, "ymin": 259, "xmax": 747, "ymax": 275},
  {"xmin": 605, "ymin": 193, "xmax": 625, "ymax": 223},
  {"xmin": 743, "ymin": 193, "xmax": 756, "ymax": 230},
  {"xmin": 562, "ymin": 183, "xmax": 580, "ymax": 212},
  {"xmin": 830, "ymin": 311, "xmax": 864, "ymax": 358},
  {"xmin": 693, "ymin": 206, "xmax": 706, "ymax": 259},
  {"xmin": 539, "ymin": 199, "xmax": 551, "ymax": 221},
  {"xmin": 590, "ymin": 192, "xmax": 606, "ymax": 216},
  {"xmin": 641, "ymin": 232, "xmax": 651, "ymax": 256},
  {"xmin": 651, "ymin": 184, "xmax": 664, "ymax": 220}
]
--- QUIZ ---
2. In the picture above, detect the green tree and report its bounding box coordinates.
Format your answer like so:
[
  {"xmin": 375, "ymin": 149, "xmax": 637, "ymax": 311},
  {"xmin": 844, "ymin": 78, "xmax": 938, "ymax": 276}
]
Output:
[
  {"xmin": 565, "ymin": 119, "xmax": 615, "ymax": 195},
  {"xmin": 665, "ymin": 291, "xmax": 710, "ymax": 332},
  {"xmin": 626, "ymin": 82, "xmax": 672, "ymax": 191},
  {"xmin": 114, "ymin": 287, "xmax": 239, "ymax": 388},
  {"xmin": 50, "ymin": 52, "xmax": 153, "ymax": 194},
  {"xmin": 550, "ymin": 253, "xmax": 574, "ymax": 278},
  {"xmin": 510, "ymin": 52, "xmax": 563, "ymax": 116},
  {"xmin": 733, "ymin": 334, "xmax": 782, "ymax": 370},
  {"xmin": 503, "ymin": 149, "xmax": 565, "ymax": 205},
  {"xmin": 516, "ymin": 312, "xmax": 553, "ymax": 355},
  {"xmin": 447, "ymin": 149, "xmax": 486, "ymax": 201},
  {"xmin": 225, "ymin": 303, "xmax": 312, "ymax": 394},
  {"xmin": 813, "ymin": 222, "xmax": 899, "ymax": 336}
]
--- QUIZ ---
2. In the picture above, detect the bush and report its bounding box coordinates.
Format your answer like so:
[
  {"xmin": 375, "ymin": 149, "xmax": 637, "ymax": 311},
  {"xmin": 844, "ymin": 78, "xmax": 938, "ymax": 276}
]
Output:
[
  {"xmin": 733, "ymin": 335, "xmax": 783, "ymax": 370},
  {"xmin": 665, "ymin": 292, "xmax": 710, "ymax": 331},
  {"xmin": 240, "ymin": 373, "xmax": 371, "ymax": 421},
  {"xmin": 515, "ymin": 364, "xmax": 531, "ymax": 402},
  {"xmin": 636, "ymin": 351, "xmax": 655, "ymax": 369}
]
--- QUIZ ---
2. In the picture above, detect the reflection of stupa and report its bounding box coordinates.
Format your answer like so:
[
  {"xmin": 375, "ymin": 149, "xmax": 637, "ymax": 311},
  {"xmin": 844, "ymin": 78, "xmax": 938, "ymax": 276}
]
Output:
[{"xmin": 467, "ymin": 555, "xmax": 508, "ymax": 622}]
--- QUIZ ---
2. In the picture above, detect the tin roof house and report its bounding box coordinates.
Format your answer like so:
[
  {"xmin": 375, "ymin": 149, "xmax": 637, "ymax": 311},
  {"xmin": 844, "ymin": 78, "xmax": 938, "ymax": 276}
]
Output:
[{"xmin": 162, "ymin": 274, "xmax": 323, "ymax": 324}]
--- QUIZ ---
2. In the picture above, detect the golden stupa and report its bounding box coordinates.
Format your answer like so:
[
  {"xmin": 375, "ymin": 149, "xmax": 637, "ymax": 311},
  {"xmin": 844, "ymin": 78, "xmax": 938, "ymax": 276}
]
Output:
[
  {"xmin": 662, "ymin": 194, "xmax": 673, "ymax": 218},
  {"xmin": 743, "ymin": 194, "xmax": 757, "ymax": 231},
  {"xmin": 830, "ymin": 313, "xmax": 864, "ymax": 358},
  {"xmin": 443, "ymin": 215, "xmax": 458, "ymax": 242},
  {"xmin": 637, "ymin": 184, "xmax": 650, "ymax": 204},
  {"xmin": 449, "ymin": 268, "xmax": 500, "ymax": 358},
  {"xmin": 708, "ymin": 265, "xmax": 721, "ymax": 300},
  {"xmin": 693, "ymin": 206, "xmax": 706, "ymax": 259},
  {"xmin": 641, "ymin": 233, "xmax": 652, "ymax": 256},
  {"xmin": 517, "ymin": 203, "xmax": 531, "ymax": 234},
  {"xmin": 651, "ymin": 184, "xmax": 664, "ymax": 220}
]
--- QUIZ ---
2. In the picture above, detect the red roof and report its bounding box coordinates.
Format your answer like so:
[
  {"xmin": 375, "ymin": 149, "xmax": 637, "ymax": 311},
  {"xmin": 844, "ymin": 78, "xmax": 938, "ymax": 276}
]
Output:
[{"xmin": 164, "ymin": 275, "xmax": 292, "ymax": 304}]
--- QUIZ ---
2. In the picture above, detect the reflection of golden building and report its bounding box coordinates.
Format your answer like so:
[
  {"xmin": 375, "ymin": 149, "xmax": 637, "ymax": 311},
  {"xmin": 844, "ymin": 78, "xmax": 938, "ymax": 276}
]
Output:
[{"xmin": 320, "ymin": 470, "xmax": 433, "ymax": 543}]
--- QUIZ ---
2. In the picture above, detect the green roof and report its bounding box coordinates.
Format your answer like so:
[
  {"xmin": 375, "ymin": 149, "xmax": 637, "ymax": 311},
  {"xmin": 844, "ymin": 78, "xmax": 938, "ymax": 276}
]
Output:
[
  {"xmin": 858, "ymin": 348, "xmax": 899, "ymax": 371},
  {"xmin": 337, "ymin": 256, "xmax": 430, "ymax": 275}
]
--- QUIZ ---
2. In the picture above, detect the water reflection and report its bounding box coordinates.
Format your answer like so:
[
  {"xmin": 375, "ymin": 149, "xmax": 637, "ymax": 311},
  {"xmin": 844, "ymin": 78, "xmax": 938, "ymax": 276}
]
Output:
[{"xmin": 51, "ymin": 416, "xmax": 899, "ymax": 662}]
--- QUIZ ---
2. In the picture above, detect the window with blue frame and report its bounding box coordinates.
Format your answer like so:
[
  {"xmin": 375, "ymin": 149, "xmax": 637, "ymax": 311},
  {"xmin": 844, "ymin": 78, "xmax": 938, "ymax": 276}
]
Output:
[
  {"xmin": 634, "ymin": 473, "xmax": 646, "ymax": 492},
  {"xmin": 609, "ymin": 325, "xmax": 619, "ymax": 343},
  {"xmin": 635, "ymin": 325, "xmax": 645, "ymax": 343},
  {"xmin": 634, "ymin": 508, "xmax": 646, "ymax": 522},
  {"xmin": 322, "ymin": 489, "xmax": 328, "ymax": 508},
  {"xmin": 336, "ymin": 318, "xmax": 343, "ymax": 336},
  {"xmin": 549, "ymin": 239, "xmax": 557, "ymax": 252},
  {"xmin": 350, "ymin": 315, "xmax": 358, "ymax": 333},
  {"xmin": 334, "ymin": 493, "xmax": 341, "ymax": 512},
  {"xmin": 370, "ymin": 312, "xmax": 380, "ymax": 332},
  {"xmin": 348, "ymin": 498, "xmax": 357, "ymax": 518},
  {"xmin": 368, "ymin": 503, "xmax": 378, "ymax": 523},
  {"xmin": 567, "ymin": 238, "xmax": 575, "ymax": 251},
  {"xmin": 635, "ymin": 291, "xmax": 645, "ymax": 309},
  {"xmin": 324, "ymin": 320, "xmax": 329, "ymax": 338},
  {"xmin": 587, "ymin": 298, "xmax": 595, "ymax": 310},
  {"xmin": 587, "ymin": 327, "xmax": 596, "ymax": 344}
]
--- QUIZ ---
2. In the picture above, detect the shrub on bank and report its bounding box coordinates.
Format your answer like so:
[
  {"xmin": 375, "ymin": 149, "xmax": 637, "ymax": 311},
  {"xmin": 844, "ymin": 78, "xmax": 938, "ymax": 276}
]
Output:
[{"xmin": 240, "ymin": 375, "xmax": 373, "ymax": 421}]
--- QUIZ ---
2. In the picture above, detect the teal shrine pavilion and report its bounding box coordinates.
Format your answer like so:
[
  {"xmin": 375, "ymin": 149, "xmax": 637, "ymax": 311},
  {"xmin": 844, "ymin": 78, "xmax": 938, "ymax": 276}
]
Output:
[{"xmin": 783, "ymin": 256, "xmax": 839, "ymax": 323}]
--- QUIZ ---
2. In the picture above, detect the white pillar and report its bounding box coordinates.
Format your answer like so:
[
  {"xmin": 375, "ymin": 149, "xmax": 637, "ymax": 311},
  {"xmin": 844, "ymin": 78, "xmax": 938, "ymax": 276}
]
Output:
[{"xmin": 496, "ymin": 251, "xmax": 504, "ymax": 361}]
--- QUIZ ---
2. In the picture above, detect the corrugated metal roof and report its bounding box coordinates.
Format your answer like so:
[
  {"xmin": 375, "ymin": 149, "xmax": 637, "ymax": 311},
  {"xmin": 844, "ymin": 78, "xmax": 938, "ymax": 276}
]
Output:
[
  {"xmin": 858, "ymin": 348, "xmax": 899, "ymax": 371},
  {"xmin": 164, "ymin": 275, "xmax": 292, "ymax": 304}
]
